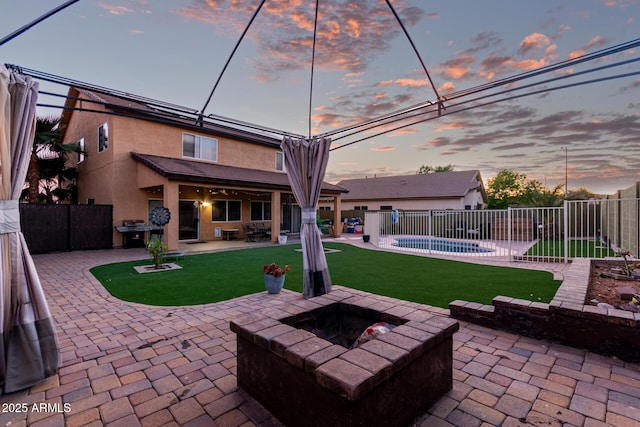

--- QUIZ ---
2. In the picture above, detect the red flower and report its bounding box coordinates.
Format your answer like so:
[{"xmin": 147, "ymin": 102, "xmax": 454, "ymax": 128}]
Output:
[{"xmin": 263, "ymin": 262, "xmax": 291, "ymax": 277}]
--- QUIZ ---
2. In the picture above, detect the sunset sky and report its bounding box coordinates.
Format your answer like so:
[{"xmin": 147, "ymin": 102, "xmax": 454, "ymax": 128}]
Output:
[{"xmin": 2, "ymin": 0, "xmax": 639, "ymax": 194}]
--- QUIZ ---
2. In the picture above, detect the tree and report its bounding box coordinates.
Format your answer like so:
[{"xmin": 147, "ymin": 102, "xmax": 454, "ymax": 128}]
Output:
[
  {"xmin": 486, "ymin": 169, "xmax": 528, "ymax": 208},
  {"xmin": 519, "ymin": 181, "xmax": 565, "ymax": 207},
  {"xmin": 566, "ymin": 186, "xmax": 596, "ymax": 201},
  {"xmin": 25, "ymin": 117, "xmax": 81, "ymax": 203},
  {"xmin": 417, "ymin": 164, "xmax": 454, "ymax": 174}
]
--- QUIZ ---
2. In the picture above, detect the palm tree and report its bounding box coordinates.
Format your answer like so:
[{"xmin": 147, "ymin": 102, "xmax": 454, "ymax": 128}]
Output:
[{"xmin": 26, "ymin": 117, "xmax": 81, "ymax": 203}]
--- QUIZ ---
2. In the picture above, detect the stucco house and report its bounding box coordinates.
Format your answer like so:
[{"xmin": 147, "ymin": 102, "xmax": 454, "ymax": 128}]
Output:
[
  {"xmin": 59, "ymin": 87, "xmax": 346, "ymax": 250},
  {"xmin": 334, "ymin": 171, "xmax": 487, "ymax": 211}
]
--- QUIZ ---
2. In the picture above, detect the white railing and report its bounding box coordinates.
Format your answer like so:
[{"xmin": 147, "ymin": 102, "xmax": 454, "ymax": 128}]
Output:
[{"xmin": 364, "ymin": 198, "xmax": 639, "ymax": 263}]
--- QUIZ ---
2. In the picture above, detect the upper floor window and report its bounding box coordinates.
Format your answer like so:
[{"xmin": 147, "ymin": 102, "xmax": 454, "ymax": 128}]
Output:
[
  {"xmin": 77, "ymin": 138, "xmax": 85, "ymax": 163},
  {"xmin": 276, "ymin": 151, "xmax": 285, "ymax": 172},
  {"xmin": 183, "ymin": 133, "xmax": 217, "ymax": 162},
  {"xmin": 98, "ymin": 123, "xmax": 108, "ymax": 152}
]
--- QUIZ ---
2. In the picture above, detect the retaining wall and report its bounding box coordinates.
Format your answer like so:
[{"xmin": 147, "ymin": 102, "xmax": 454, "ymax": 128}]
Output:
[{"xmin": 449, "ymin": 258, "xmax": 640, "ymax": 362}]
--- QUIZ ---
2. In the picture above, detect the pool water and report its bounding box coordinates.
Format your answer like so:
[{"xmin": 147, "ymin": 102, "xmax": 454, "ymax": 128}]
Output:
[{"xmin": 393, "ymin": 237, "xmax": 493, "ymax": 253}]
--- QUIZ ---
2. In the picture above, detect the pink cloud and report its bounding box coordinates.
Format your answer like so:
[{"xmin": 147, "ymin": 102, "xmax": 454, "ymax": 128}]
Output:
[
  {"xmin": 440, "ymin": 55, "xmax": 474, "ymax": 80},
  {"xmin": 438, "ymin": 81, "xmax": 456, "ymax": 93},
  {"xmin": 98, "ymin": 3, "xmax": 135, "ymax": 15},
  {"xmin": 371, "ymin": 146, "xmax": 396, "ymax": 151},
  {"xmin": 569, "ymin": 35, "xmax": 609, "ymax": 59},
  {"xmin": 98, "ymin": 1, "xmax": 150, "ymax": 15},
  {"xmin": 519, "ymin": 33, "xmax": 551, "ymax": 55},
  {"xmin": 174, "ymin": 0, "xmax": 426, "ymax": 81}
]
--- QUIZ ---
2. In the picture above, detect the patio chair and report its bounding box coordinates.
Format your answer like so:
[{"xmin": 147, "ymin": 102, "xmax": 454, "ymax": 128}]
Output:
[{"xmin": 243, "ymin": 223, "xmax": 256, "ymax": 242}]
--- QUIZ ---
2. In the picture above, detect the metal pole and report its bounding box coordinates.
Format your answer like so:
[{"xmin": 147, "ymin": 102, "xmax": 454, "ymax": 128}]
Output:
[
  {"xmin": 564, "ymin": 147, "xmax": 568, "ymax": 199},
  {"xmin": 0, "ymin": 0, "xmax": 80, "ymax": 46}
]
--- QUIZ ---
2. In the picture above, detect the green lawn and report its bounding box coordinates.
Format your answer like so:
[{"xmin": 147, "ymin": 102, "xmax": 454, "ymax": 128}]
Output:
[
  {"xmin": 91, "ymin": 243, "xmax": 560, "ymax": 308},
  {"xmin": 525, "ymin": 240, "xmax": 615, "ymax": 258}
]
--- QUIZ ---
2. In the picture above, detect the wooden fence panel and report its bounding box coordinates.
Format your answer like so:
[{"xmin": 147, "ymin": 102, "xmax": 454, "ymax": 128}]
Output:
[
  {"xmin": 19, "ymin": 204, "xmax": 113, "ymax": 254},
  {"xmin": 70, "ymin": 205, "xmax": 113, "ymax": 251}
]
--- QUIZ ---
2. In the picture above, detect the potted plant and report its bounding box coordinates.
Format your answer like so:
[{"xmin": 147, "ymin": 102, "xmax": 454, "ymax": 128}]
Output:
[
  {"xmin": 263, "ymin": 262, "xmax": 291, "ymax": 294},
  {"xmin": 146, "ymin": 236, "xmax": 168, "ymax": 269}
]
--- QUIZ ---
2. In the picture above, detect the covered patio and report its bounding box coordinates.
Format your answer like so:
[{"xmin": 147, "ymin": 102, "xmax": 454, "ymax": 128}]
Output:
[{"xmin": 131, "ymin": 152, "xmax": 345, "ymax": 251}]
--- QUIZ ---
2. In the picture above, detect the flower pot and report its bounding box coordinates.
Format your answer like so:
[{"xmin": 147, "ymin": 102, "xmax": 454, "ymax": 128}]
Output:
[
  {"xmin": 363, "ymin": 235, "xmax": 370, "ymax": 243},
  {"xmin": 264, "ymin": 274, "xmax": 285, "ymax": 294},
  {"xmin": 278, "ymin": 235, "xmax": 288, "ymax": 244}
]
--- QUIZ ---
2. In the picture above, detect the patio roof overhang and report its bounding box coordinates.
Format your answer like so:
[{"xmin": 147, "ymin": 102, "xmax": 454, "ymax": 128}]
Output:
[{"xmin": 131, "ymin": 152, "xmax": 348, "ymax": 195}]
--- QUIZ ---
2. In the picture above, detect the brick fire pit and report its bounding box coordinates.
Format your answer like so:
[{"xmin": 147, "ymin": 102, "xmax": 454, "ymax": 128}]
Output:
[{"xmin": 230, "ymin": 293, "xmax": 459, "ymax": 426}]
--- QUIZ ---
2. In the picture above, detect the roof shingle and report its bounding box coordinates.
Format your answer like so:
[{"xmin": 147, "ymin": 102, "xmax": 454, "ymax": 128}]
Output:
[
  {"xmin": 337, "ymin": 171, "xmax": 484, "ymax": 201},
  {"xmin": 131, "ymin": 152, "xmax": 347, "ymax": 194}
]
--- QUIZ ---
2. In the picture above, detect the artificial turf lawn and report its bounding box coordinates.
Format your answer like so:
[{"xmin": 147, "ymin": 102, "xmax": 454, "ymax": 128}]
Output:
[
  {"xmin": 525, "ymin": 240, "xmax": 615, "ymax": 258},
  {"xmin": 91, "ymin": 243, "xmax": 560, "ymax": 307}
]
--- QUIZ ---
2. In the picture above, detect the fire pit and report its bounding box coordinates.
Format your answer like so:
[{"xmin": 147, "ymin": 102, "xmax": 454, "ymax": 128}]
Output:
[{"xmin": 230, "ymin": 295, "xmax": 458, "ymax": 427}]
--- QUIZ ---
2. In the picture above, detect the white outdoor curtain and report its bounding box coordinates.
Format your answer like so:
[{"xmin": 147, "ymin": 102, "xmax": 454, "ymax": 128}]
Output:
[
  {"xmin": 281, "ymin": 136, "xmax": 332, "ymax": 299},
  {"xmin": 0, "ymin": 66, "xmax": 59, "ymax": 394}
]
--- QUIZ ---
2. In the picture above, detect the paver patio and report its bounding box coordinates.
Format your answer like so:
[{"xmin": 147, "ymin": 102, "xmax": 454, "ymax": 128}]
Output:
[{"xmin": 0, "ymin": 242, "xmax": 639, "ymax": 426}]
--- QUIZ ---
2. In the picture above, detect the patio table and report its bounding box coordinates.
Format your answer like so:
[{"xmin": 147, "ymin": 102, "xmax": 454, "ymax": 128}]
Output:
[{"xmin": 222, "ymin": 229, "xmax": 240, "ymax": 241}]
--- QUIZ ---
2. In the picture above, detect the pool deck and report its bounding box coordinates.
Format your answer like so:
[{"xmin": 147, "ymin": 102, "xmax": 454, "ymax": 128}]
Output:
[{"xmin": 1, "ymin": 236, "xmax": 639, "ymax": 426}]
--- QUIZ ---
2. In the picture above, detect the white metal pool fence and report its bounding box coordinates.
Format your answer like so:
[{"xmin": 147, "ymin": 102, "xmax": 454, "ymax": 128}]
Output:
[{"xmin": 364, "ymin": 199, "xmax": 640, "ymax": 263}]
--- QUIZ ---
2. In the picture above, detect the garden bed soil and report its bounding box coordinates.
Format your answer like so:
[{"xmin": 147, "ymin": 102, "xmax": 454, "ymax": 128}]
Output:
[{"xmin": 588, "ymin": 260, "xmax": 640, "ymax": 308}]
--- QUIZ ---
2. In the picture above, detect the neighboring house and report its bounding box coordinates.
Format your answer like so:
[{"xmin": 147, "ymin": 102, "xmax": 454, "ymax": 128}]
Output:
[
  {"xmin": 333, "ymin": 171, "xmax": 487, "ymax": 211},
  {"xmin": 59, "ymin": 87, "xmax": 346, "ymax": 250}
]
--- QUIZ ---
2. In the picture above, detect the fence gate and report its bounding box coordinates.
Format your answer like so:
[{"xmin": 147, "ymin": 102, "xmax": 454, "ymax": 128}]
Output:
[{"xmin": 19, "ymin": 204, "xmax": 113, "ymax": 254}]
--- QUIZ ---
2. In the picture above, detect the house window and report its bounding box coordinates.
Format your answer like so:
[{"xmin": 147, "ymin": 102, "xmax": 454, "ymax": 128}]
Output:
[
  {"xmin": 319, "ymin": 206, "xmax": 331, "ymax": 211},
  {"xmin": 183, "ymin": 133, "xmax": 218, "ymax": 162},
  {"xmin": 250, "ymin": 201, "xmax": 271, "ymax": 221},
  {"xmin": 354, "ymin": 206, "xmax": 368, "ymax": 211},
  {"xmin": 98, "ymin": 123, "xmax": 108, "ymax": 152},
  {"xmin": 211, "ymin": 200, "xmax": 241, "ymax": 222},
  {"xmin": 380, "ymin": 205, "xmax": 393, "ymax": 211},
  {"xmin": 77, "ymin": 138, "xmax": 85, "ymax": 163},
  {"xmin": 276, "ymin": 151, "xmax": 285, "ymax": 172}
]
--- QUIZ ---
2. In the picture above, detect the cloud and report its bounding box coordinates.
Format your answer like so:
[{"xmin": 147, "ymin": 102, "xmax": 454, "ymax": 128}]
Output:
[
  {"xmin": 490, "ymin": 142, "xmax": 536, "ymax": 151},
  {"xmin": 98, "ymin": 1, "xmax": 150, "ymax": 15},
  {"xmin": 98, "ymin": 3, "xmax": 135, "ymax": 15},
  {"xmin": 175, "ymin": 0, "xmax": 426, "ymax": 81},
  {"xmin": 518, "ymin": 33, "xmax": 551, "ymax": 55},
  {"xmin": 371, "ymin": 146, "xmax": 396, "ymax": 151},
  {"xmin": 568, "ymin": 35, "xmax": 609, "ymax": 59},
  {"xmin": 129, "ymin": 29, "xmax": 144, "ymax": 35},
  {"xmin": 377, "ymin": 78, "xmax": 429, "ymax": 88},
  {"xmin": 440, "ymin": 54, "xmax": 475, "ymax": 80},
  {"xmin": 439, "ymin": 81, "xmax": 456, "ymax": 93},
  {"xmin": 418, "ymin": 136, "xmax": 451, "ymax": 148}
]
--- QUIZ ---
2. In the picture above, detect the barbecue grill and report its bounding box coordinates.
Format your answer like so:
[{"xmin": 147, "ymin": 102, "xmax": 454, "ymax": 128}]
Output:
[{"xmin": 115, "ymin": 220, "xmax": 154, "ymax": 248}]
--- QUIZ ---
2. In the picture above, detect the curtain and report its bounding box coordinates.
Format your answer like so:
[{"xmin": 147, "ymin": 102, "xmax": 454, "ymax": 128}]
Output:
[
  {"xmin": 0, "ymin": 65, "xmax": 59, "ymax": 394},
  {"xmin": 281, "ymin": 136, "xmax": 332, "ymax": 299}
]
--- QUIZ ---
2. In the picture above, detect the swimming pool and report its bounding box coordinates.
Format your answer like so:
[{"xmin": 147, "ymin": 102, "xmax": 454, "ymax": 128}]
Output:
[{"xmin": 393, "ymin": 237, "xmax": 493, "ymax": 253}]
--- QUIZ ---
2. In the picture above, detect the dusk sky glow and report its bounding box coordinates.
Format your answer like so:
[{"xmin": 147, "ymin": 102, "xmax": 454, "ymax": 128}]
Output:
[{"xmin": 2, "ymin": 0, "xmax": 639, "ymax": 195}]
